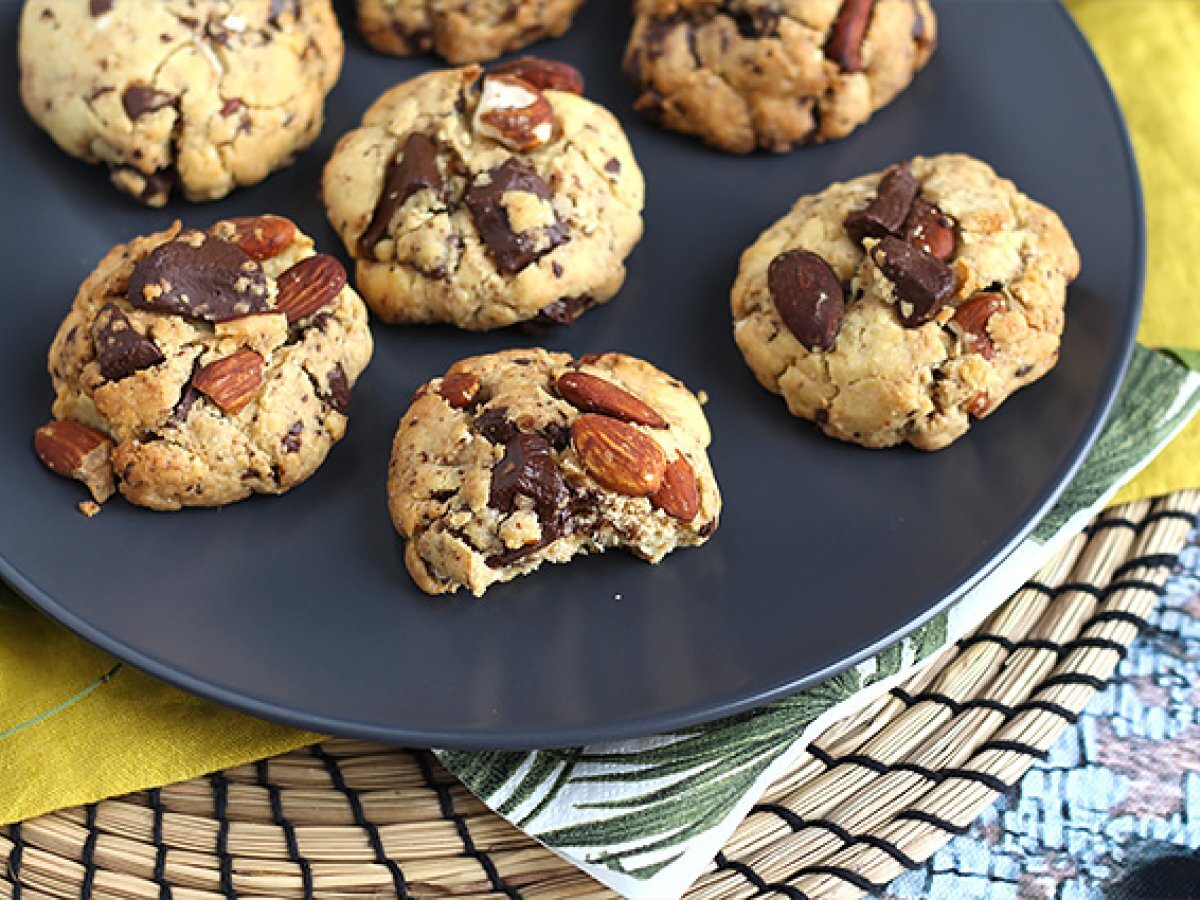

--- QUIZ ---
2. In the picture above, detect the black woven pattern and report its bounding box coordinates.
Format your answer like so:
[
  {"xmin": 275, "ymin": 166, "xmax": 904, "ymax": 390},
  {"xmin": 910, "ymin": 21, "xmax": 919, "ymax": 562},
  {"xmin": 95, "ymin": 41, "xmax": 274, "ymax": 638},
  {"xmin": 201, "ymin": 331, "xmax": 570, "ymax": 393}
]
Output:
[
  {"xmin": 210, "ymin": 773, "xmax": 236, "ymax": 899},
  {"xmin": 1113, "ymin": 553, "xmax": 1181, "ymax": 578},
  {"xmin": 256, "ymin": 760, "xmax": 314, "ymax": 900},
  {"xmin": 411, "ymin": 752, "xmax": 521, "ymax": 899},
  {"xmin": 148, "ymin": 787, "xmax": 172, "ymax": 899},
  {"xmin": 311, "ymin": 744, "xmax": 410, "ymax": 898},
  {"xmin": 751, "ymin": 804, "xmax": 920, "ymax": 871},
  {"xmin": 6, "ymin": 823, "xmax": 22, "ymax": 900},
  {"xmin": 742, "ymin": 532, "xmax": 1191, "ymax": 898},
  {"xmin": 714, "ymin": 851, "xmax": 808, "ymax": 899},
  {"xmin": 80, "ymin": 804, "xmax": 98, "ymax": 896}
]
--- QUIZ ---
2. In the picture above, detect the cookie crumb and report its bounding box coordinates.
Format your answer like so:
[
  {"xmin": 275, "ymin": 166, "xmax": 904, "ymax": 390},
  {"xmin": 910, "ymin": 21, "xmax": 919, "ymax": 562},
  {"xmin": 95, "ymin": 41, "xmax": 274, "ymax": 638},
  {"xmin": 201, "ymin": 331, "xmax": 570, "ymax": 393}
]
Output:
[
  {"xmin": 78, "ymin": 500, "xmax": 102, "ymax": 518},
  {"xmin": 696, "ymin": 390, "xmax": 709, "ymax": 405},
  {"xmin": 613, "ymin": 593, "xmax": 623, "ymax": 601}
]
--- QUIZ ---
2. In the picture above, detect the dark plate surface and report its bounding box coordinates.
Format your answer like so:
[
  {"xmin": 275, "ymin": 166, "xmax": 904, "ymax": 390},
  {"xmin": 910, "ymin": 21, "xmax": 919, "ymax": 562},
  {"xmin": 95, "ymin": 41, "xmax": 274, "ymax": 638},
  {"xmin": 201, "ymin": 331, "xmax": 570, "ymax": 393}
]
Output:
[{"xmin": 0, "ymin": 0, "xmax": 1141, "ymax": 748}]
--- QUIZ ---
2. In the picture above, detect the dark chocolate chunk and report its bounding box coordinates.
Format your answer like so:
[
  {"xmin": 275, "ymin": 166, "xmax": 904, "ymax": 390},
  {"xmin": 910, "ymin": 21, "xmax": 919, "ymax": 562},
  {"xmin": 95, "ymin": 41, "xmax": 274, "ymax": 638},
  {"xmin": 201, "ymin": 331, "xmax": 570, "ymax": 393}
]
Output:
[
  {"xmin": 127, "ymin": 231, "xmax": 269, "ymax": 322},
  {"xmin": 486, "ymin": 531, "xmax": 560, "ymax": 568},
  {"xmin": 726, "ymin": 4, "xmax": 780, "ymax": 38},
  {"xmin": 268, "ymin": 0, "xmax": 298, "ymax": 21},
  {"xmin": 89, "ymin": 0, "xmax": 113, "ymax": 15},
  {"xmin": 541, "ymin": 422, "xmax": 571, "ymax": 451},
  {"xmin": 358, "ymin": 133, "xmax": 446, "ymax": 256},
  {"xmin": 488, "ymin": 432, "xmax": 569, "ymax": 549},
  {"xmin": 475, "ymin": 406, "xmax": 517, "ymax": 444},
  {"xmin": 871, "ymin": 235, "xmax": 955, "ymax": 326},
  {"xmin": 768, "ymin": 249, "xmax": 845, "ymax": 351},
  {"xmin": 604, "ymin": 158, "xmax": 622, "ymax": 175},
  {"xmin": 826, "ymin": 0, "xmax": 876, "ymax": 72},
  {"xmin": 320, "ymin": 363, "xmax": 351, "ymax": 414},
  {"xmin": 845, "ymin": 161, "xmax": 919, "ymax": 244},
  {"xmin": 112, "ymin": 165, "xmax": 175, "ymax": 205},
  {"xmin": 169, "ymin": 376, "xmax": 203, "ymax": 426},
  {"xmin": 465, "ymin": 158, "xmax": 568, "ymax": 274},
  {"xmin": 282, "ymin": 421, "xmax": 303, "ymax": 452},
  {"xmin": 533, "ymin": 295, "xmax": 595, "ymax": 326},
  {"xmin": 122, "ymin": 85, "xmax": 176, "ymax": 120},
  {"xmin": 92, "ymin": 303, "xmax": 164, "ymax": 381}
]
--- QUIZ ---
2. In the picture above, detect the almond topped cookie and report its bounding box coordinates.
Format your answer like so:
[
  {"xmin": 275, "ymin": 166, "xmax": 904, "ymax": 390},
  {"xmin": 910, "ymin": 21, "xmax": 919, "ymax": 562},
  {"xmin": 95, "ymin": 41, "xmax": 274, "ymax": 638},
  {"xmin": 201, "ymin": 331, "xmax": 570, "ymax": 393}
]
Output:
[
  {"xmin": 322, "ymin": 61, "xmax": 645, "ymax": 331},
  {"xmin": 18, "ymin": 0, "xmax": 343, "ymax": 206},
  {"xmin": 39, "ymin": 216, "xmax": 372, "ymax": 510},
  {"xmin": 388, "ymin": 349, "xmax": 720, "ymax": 596},
  {"xmin": 731, "ymin": 154, "xmax": 1081, "ymax": 449},
  {"xmin": 624, "ymin": 0, "xmax": 936, "ymax": 153},
  {"xmin": 357, "ymin": 0, "xmax": 587, "ymax": 64}
]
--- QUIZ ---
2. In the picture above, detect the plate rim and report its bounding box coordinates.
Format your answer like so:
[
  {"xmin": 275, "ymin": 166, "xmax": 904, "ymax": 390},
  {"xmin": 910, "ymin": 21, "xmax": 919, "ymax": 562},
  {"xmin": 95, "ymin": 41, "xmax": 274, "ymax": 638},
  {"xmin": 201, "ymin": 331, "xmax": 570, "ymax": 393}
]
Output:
[{"xmin": 0, "ymin": 0, "xmax": 1146, "ymax": 749}]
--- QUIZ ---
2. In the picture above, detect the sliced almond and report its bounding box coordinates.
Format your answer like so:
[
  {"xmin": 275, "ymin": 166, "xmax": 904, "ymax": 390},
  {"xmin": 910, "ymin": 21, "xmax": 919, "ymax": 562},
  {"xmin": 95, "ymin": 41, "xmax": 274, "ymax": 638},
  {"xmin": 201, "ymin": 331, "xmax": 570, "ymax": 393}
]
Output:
[
  {"xmin": 274, "ymin": 254, "xmax": 347, "ymax": 324},
  {"xmin": 557, "ymin": 372, "xmax": 667, "ymax": 428},
  {"xmin": 650, "ymin": 454, "xmax": 701, "ymax": 521},
  {"xmin": 571, "ymin": 414, "xmax": 666, "ymax": 497},
  {"xmin": 193, "ymin": 348, "xmax": 264, "ymax": 414},
  {"xmin": 34, "ymin": 420, "xmax": 116, "ymax": 503},
  {"xmin": 473, "ymin": 74, "xmax": 555, "ymax": 152}
]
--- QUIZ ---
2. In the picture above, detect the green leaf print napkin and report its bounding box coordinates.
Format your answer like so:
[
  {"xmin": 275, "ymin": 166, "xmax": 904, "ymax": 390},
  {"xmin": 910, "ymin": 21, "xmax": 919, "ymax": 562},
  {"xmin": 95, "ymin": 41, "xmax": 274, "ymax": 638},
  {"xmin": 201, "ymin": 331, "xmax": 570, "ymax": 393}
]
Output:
[{"xmin": 434, "ymin": 345, "xmax": 1200, "ymax": 899}]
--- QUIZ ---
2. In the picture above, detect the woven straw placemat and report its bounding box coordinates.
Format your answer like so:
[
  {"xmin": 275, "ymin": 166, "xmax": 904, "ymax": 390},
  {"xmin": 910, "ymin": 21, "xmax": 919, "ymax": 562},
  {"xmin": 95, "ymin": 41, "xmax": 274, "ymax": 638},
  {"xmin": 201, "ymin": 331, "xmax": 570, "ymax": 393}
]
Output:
[{"xmin": 2, "ymin": 490, "xmax": 1197, "ymax": 900}]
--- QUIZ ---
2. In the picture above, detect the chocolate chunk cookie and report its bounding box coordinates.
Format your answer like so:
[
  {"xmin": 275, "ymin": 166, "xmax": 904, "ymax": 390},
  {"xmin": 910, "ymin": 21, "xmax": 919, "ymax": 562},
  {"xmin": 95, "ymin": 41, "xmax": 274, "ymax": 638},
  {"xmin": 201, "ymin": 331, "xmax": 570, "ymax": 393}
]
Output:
[
  {"xmin": 40, "ymin": 216, "xmax": 373, "ymax": 510},
  {"xmin": 624, "ymin": 0, "xmax": 936, "ymax": 154},
  {"xmin": 322, "ymin": 62, "xmax": 645, "ymax": 330},
  {"xmin": 731, "ymin": 155, "xmax": 1081, "ymax": 450},
  {"xmin": 388, "ymin": 349, "xmax": 720, "ymax": 596},
  {"xmin": 357, "ymin": 0, "xmax": 587, "ymax": 64},
  {"xmin": 18, "ymin": 1, "xmax": 343, "ymax": 206}
]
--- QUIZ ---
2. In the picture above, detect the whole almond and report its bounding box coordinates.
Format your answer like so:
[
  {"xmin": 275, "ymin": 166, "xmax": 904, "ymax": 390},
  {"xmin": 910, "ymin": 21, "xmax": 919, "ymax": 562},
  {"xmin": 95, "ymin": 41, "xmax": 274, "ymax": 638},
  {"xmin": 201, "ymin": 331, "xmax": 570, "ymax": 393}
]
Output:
[
  {"xmin": 951, "ymin": 292, "xmax": 1005, "ymax": 359},
  {"xmin": 438, "ymin": 372, "xmax": 482, "ymax": 409},
  {"xmin": 557, "ymin": 372, "xmax": 667, "ymax": 428},
  {"xmin": 34, "ymin": 420, "xmax": 116, "ymax": 503},
  {"xmin": 490, "ymin": 57, "xmax": 585, "ymax": 95},
  {"xmin": 826, "ymin": 0, "xmax": 876, "ymax": 73},
  {"xmin": 768, "ymin": 249, "xmax": 845, "ymax": 351},
  {"xmin": 571, "ymin": 414, "xmax": 666, "ymax": 497},
  {"xmin": 220, "ymin": 215, "xmax": 297, "ymax": 261},
  {"xmin": 274, "ymin": 254, "xmax": 347, "ymax": 323},
  {"xmin": 473, "ymin": 74, "xmax": 555, "ymax": 152},
  {"xmin": 193, "ymin": 348, "xmax": 264, "ymax": 414},
  {"xmin": 903, "ymin": 198, "xmax": 957, "ymax": 262},
  {"xmin": 650, "ymin": 454, "xmax": 700, "ymax": 521}
]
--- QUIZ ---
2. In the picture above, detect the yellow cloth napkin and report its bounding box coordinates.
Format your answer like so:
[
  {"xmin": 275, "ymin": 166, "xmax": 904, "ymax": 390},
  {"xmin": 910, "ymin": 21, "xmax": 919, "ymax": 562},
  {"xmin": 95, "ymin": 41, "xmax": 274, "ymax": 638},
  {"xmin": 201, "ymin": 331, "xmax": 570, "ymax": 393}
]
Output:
[
  {"xmin": 1, "ymin": 0, "xmax": 1198, "ymax": 827},
  {"xmin": 1076, "ymin": 0, "xmax": 1200, "ymax": 504}
]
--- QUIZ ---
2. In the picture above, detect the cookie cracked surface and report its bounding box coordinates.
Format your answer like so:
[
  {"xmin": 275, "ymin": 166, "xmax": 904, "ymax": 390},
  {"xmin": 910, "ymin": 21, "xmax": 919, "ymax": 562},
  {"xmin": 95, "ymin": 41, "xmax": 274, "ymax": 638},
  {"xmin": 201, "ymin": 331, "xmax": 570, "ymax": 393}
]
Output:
[
  {"xmin": 44, "ymin": 216, "xmax": 373, "ymax": 510},
  {"xmin": 731, "ymin": 154, "xmax": 1081, "ymax": 450},
  {"xmin": 624, "ymin": 0, "xmax": 936, "ymax": 154},
  {"xmin": 388, "ymin": 349, "xmax": 720, "ymax": 596},
  {"xmin": 19, "ymin": 0, "xmax": 343, "ymax": 206},
  {"xmin": 357, "ymin": 0, "xmax": 587, "ymax": 64},
  {"xmin": 322, "ymin": 63, "xmax": 645, "ymax": 331}
]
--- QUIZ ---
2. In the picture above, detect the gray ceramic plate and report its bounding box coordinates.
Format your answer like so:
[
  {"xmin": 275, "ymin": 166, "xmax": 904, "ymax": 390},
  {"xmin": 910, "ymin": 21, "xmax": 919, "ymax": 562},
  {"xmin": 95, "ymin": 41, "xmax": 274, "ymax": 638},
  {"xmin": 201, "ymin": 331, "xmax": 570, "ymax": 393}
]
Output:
[{"xmin": 0, "ymin": 0, "xmax": 1141, "ymax": 748}]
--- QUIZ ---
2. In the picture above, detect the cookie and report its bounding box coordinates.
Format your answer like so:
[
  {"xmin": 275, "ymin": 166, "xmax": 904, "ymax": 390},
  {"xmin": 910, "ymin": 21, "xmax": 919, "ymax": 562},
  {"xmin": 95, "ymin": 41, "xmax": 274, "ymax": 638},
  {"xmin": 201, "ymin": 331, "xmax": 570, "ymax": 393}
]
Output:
[
  {"xmin": 731, "ymin": 154, "xmax": 1081, "ymax": 450},
  {"xmin": 18, "ymin": 0, "xmax": 343, "ymax": 206},
  {"xmin": 624, "ymin": 0, "xmax": 936, "ymax": 154},
  {"xmin": 322, "ymin": 61, "xmax": 645, "ymax": 331},
  {"xmin": 388, "ymin": 349, "xmax": 720, "ymax": 596},
  {"xmin": 357, "ymin": 0, "xmax": 586, "ymax": 64},
  {"xmin": 39, "ymin": 216, "xmax": 373, "ymax": 510}
]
